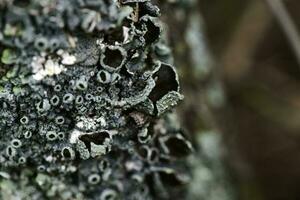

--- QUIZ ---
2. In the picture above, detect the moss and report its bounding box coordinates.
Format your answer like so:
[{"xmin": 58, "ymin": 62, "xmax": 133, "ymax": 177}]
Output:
[{"xmin": 1, "ymin": 49, "xmax": 16, "ymax": 65}]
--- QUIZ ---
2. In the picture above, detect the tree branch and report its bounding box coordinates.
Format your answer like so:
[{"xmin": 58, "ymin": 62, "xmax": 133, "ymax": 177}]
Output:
[{"xmin": 265, "ymin": 0, "xmax": 300, "ymax": 68}]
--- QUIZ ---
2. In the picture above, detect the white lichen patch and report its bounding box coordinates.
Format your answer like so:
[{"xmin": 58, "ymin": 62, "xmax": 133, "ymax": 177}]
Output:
[
  {"xmin": 75, "ymin": 117, "xmax": 97, "ymax": 131},
  {"xmin": 69, "ymin": 129, "xmax": 82, "ymax": 144},
  {"xmin": 31, "ymin": 55, "xmax": 66, "ymax": 81},
  {"xmin": 61, "ymin": 52, "xmax": 76, "ymax": 65}
]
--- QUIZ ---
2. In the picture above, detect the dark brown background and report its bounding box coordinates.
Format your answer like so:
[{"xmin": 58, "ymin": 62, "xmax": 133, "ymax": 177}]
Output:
[{"xmin": 200, "ymin": 0, "xmax": 300, "ymax": 199}]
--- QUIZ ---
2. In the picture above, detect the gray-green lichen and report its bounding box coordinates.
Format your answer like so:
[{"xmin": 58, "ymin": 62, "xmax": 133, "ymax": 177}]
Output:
[{"xmin": 0, "ymin": 0, "xmax": 192, "ymax": 199}]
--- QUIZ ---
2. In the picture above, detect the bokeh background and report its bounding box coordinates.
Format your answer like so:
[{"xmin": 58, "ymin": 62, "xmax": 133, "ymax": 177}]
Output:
[
  {"xmin": 201, "ymin": 1, "xmax": 300, "ymax": 200},
  {"xmin": 161, "ymin": 0, "xmax": 300, "ymax": 199},
  {"xmin": 199, "ymin": 0, "xmax": 300, "ymax": 200}
]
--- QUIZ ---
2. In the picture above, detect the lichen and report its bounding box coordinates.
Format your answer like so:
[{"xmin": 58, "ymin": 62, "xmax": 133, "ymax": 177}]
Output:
[{"xmin": 0, "ymin": 0, "xmax": 192, "ymax": 199}]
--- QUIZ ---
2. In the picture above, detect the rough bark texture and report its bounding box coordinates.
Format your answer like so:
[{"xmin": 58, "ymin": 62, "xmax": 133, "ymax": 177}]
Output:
[
  {"xmin": 0, "ymin": 0, "xmax": 236, "ymax": 200},
  {"xmin": 0, "ymin": 1, "xmax": 193, "ymax": 199}
]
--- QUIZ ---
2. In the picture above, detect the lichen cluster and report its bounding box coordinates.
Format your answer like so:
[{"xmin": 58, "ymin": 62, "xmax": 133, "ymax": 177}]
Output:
[{"xmin": 0, "ymin": 0, "xmax": 192, "ymax": 199}]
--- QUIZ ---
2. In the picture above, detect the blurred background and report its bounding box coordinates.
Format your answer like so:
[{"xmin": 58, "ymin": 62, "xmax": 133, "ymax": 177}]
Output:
[
  {"xmin": 201, "ymin": 1, "xmax": 300, "ymax": 200},
  {"xmin": 161, "ymin": 0, "xmax": 300, "ymax": 199}
]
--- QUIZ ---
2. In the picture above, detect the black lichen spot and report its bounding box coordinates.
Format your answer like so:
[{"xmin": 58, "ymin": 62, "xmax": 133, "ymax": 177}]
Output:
[
  {"xmin": 75, "ymin": 95, "xmax": 84, "ymax": 105},
  {"xmin": 101, "ymin": 46, "xmax": 126, "ymax": 70},
  {"xmin": 159, "ymin": 171, "xmax": 184, "ymax": 187},
  {"xmin": 63, "ymin": 93, "xmax": 74, "ymax": 104},
  {"xmin": 149, "ymin": 63, "xmax": 179, "ymax": 102},
  {"xmin": 55, "ymin": 116, "xmax": 65, "ymax": 125},
  {"xmin": 142, "ymin": 17, "xmax": 160, "ymax": 45},
  {"xmin": 148, "ymin": 148, "xmax": 159, "ymax": 163},
  {"xmin": 79, "ymin": 131, "xmax": 110, "ymax": 151},
  {"xmin": 34, "ymin": 37, "xmax": 48, "ymax": 51},
  {"xmin": 46, "ymin": 131, "xmax": 57, "ymax": 141},
  {"xmin": 13, "ymin": 0, "xmax": 30, "ymax": 7},
  {"xmin": 54, "ymin": 84, "xmax": 62, "ymax": 92},
  {"xmin": 164, "ymin": 136, "xmax": 192, "ymax": 158},
  {"xmin": 97, "ymin": 70, "xmax": 111, "ymax": 83},
  {"xmin": 50, "ymin": 95, "xmax": 60, "ymax": 106},
  {"xmin": 63, "ymin": 148, "xmax": 71, "ymax": 158},
  {"xmin": 61, "ymin": 147, "xmax": 75, "ymax": 160},
  {"xmin": 104, "ymin": 27, "xmax": 125, "ymax": 44},
  {"xmin": 76, "ymin": 80, "xmax": 88, "ymax": 91},
  {"xmin": 11, "ymin": 139, "xmax": 22, "ymax": 148},
  {"xmin": 20, "ymin": 116, "xmax": 29, "ymax": 124},
  {"xmin": 138, "ymin": 146, "xmax": 149, "ymax": 160},
  {"xmin": 139, "ymin": 2, "xmax": 160, "ymax": 17},
  {"xmin": 88, "ymin": 174, "xmax": 101, "ymax": 185},
  {"xmin": 6, "ymin": 146, "xmax": 16, "ymax": 157}
]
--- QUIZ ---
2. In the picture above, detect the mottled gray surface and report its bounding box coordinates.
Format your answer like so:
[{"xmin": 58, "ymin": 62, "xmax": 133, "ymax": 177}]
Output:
[{"xmin": 0, "ymin": 1, "xmax": 192, "ymax": 199}]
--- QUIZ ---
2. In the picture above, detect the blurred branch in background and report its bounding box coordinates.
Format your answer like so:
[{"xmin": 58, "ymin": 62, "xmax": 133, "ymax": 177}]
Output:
[
  {"xmin": 222, "ymin": 0, "xmax": 271, "ymax": 82},
  {"xmin": 199, "ymin": 0, "xmax": 300, "ymax": 199},
  {"xmin": 265, "ymin": 0, "xmax": 300, "ymax": 67}
]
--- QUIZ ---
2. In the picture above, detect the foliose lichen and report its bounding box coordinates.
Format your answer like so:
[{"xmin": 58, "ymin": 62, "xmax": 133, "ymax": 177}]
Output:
[{"xmin": 0, "ymin": 0, "xmax": 192, "ymax": 199}]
